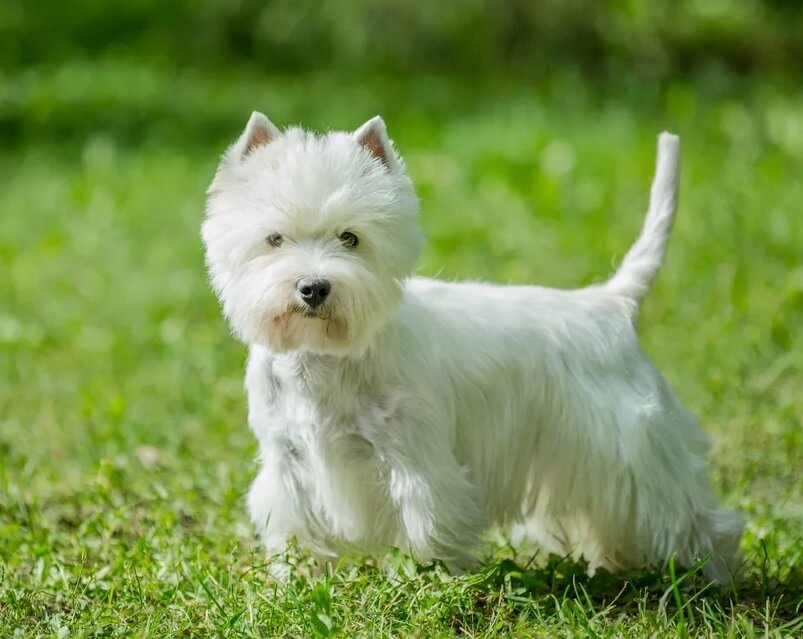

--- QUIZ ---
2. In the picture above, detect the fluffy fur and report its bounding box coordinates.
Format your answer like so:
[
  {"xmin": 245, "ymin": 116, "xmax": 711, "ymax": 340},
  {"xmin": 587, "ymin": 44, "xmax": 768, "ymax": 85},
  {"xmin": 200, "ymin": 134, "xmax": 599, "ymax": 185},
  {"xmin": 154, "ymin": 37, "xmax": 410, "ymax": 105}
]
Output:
[{"xmin": 201, "ymin": 112, "xmax": 744, "ymax": 582}]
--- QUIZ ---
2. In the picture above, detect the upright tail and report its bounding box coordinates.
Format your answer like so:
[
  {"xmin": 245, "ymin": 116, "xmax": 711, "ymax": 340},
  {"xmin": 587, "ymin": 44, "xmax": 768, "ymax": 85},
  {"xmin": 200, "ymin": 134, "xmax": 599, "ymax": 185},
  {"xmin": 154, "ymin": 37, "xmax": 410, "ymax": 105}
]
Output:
[{"xmin": 606, "ymin": 132, "xmax": 681, "ymax": 314}]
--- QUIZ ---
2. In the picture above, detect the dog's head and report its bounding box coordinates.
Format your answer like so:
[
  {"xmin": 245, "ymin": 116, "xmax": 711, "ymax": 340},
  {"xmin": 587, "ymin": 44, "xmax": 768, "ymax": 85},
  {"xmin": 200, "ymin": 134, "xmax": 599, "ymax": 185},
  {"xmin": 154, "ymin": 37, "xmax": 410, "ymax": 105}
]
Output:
[{"xmin": 202, "ymin": 113, "xmax": 421, "ymax": 355}]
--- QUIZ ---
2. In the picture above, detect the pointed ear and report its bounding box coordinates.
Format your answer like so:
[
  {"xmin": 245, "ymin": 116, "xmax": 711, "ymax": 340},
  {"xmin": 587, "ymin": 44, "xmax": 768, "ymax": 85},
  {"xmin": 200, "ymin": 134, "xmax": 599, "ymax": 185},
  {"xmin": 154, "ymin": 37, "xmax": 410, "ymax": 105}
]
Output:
[
  {"xmin": 353, "ymin": 116, "xmax": 400, "ymax": 171},
  {"xmin": 236, "ymin": 111, "xmax": 281, "ymax": 158}
]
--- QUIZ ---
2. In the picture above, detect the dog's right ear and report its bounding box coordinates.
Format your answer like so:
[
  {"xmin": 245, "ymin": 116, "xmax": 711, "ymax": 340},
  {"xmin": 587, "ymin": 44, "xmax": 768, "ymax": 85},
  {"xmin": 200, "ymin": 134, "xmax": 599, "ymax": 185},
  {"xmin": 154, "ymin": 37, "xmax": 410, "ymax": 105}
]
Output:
[{"xmin": 234, "ymin": 111, "xmax": 281, "ymax": 159}]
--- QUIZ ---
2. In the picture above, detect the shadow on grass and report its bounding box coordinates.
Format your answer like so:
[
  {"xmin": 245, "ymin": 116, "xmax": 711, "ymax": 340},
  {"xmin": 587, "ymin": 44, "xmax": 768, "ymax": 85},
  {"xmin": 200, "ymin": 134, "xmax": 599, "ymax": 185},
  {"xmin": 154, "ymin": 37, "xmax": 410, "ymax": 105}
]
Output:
[
  {"xmin": 264, "ymin": 542, "xmax": 803, "ymax": 636},
  {"xmin": 377, "ymin": 547, "xmax": 803, "ymax": 631}
]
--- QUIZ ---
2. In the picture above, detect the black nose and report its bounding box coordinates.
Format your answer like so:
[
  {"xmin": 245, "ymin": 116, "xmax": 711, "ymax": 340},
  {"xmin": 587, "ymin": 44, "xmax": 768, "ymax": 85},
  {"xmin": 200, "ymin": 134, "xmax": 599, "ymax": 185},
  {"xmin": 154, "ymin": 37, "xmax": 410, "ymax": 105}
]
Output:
[{"xmin": 296, "ymin": 276, "xmax": 331, "ymax": 309}]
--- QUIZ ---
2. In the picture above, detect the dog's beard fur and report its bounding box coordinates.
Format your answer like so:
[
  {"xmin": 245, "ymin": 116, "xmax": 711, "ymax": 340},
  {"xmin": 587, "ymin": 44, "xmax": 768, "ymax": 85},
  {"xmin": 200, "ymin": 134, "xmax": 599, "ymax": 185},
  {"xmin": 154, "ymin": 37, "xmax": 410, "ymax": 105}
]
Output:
[
  {"xmin": 262, "ymin": 304, "xmax": 348, "ymax": 352},
  {"xmin": 202, "ymin": 114, "xmax": 744, "ymax": 584}
]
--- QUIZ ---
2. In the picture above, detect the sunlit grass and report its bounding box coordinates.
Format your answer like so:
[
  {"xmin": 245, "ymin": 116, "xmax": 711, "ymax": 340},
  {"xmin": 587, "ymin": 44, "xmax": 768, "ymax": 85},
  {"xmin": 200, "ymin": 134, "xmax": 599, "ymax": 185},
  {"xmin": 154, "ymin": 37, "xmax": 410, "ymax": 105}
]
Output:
[{"xmin": 1, "ymin": 64, "xmax": 801, "ymax": 636}]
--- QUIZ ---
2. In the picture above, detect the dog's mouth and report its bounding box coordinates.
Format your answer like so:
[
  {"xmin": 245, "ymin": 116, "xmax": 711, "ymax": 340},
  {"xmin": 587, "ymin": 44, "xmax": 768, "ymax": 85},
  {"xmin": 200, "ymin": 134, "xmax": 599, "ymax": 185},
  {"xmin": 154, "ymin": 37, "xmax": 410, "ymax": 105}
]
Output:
[{"xmin": 291, "ymin": 304, "xmax": 333, "ymax": 320}]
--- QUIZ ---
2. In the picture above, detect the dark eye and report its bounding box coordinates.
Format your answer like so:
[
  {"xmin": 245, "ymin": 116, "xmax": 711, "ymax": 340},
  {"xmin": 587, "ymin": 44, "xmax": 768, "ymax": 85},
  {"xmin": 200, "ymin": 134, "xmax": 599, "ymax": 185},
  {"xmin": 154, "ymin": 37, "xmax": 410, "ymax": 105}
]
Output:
[
  {"xmin": 339, "ymin": 231, "xmax": 359, "ymax": 248},
  {"xmin": 266, "ymin": 233, "xmax": 283, "ymax": 247}
]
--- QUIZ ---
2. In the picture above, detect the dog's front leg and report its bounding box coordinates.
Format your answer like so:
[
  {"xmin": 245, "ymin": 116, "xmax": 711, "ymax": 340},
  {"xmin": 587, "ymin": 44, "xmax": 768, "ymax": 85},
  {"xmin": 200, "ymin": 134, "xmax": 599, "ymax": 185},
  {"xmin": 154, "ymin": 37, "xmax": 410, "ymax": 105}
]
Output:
[
  {"xmin": 377, "ymin": 424, "xmax": 487, "ymax": 572},
  {"xmin": 247, "ymin": 440, "xmax": 343, "ymax": 578},
  {"xmin": 246, "ymin": 458, "xmax": 307, "ymax": 576}
]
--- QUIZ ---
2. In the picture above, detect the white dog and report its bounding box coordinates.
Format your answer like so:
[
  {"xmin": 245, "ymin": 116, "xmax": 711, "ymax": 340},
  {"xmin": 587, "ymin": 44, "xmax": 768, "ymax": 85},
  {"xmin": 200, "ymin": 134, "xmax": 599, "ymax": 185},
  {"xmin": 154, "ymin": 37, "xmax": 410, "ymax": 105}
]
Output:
[{"xmin": 201, "ymin": 112, "xmax": 744, "ymax": 582}]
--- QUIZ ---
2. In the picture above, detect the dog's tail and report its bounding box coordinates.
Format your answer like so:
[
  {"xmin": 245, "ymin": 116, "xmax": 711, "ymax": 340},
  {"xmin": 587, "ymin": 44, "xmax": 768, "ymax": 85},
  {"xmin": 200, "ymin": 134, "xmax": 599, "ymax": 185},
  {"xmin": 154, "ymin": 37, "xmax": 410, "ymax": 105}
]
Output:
[{"xmin": 606, "ymin": 132, "xmax": 680, "ymax": 315}]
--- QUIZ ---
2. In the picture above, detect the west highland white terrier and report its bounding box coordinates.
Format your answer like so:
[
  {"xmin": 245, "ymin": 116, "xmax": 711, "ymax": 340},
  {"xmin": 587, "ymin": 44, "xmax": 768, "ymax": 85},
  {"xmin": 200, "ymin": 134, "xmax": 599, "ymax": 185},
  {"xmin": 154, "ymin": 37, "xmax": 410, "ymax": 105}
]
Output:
[{"xmin": 202, "ymin": 112, "xmax": 744, "ymax": 582}]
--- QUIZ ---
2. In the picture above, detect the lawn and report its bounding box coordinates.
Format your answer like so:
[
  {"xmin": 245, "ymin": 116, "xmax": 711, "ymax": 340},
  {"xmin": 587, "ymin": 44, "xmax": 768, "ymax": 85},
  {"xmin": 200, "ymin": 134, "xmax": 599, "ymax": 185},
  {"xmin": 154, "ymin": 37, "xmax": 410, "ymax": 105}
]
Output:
[{"xmin": 1, "ymin": 63, "xmax": 802, "ymax": 637}]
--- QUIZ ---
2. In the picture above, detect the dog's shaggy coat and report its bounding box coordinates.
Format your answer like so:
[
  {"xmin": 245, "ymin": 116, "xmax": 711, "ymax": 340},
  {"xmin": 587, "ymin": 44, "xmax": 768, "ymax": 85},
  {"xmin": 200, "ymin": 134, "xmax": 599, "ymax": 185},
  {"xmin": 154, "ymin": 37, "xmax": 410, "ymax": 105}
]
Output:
[{"xmin": 202, "ymin": 113, "xmax": 744, "ymax": 581}]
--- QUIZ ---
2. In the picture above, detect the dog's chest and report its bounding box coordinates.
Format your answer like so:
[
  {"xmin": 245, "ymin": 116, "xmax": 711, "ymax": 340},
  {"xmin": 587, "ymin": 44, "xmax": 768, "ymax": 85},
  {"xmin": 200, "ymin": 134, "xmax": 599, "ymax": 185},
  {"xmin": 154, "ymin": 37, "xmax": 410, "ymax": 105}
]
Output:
[
  {"xmin": 262, "ymin": 353, "xmax": 391, "ymax": 444},
  {"xmin": 250, "ymin": 353, "xmax": 398, "ymax": 546}
]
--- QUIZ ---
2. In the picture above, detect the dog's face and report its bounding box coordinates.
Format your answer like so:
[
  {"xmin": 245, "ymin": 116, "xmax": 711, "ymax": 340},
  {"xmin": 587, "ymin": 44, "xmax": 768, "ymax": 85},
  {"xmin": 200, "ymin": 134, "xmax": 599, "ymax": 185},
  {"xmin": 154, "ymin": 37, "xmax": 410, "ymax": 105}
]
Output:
[{"xmin": 202, "ymin": 113, "xmax": 421, "ymax": 355}]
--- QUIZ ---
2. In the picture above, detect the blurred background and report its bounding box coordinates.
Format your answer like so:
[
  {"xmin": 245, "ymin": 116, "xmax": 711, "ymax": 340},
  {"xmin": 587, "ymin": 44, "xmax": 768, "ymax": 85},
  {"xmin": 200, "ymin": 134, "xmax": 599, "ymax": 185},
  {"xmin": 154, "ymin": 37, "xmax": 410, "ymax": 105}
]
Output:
[
  {"xmin": 2, "ymin": 0, "xmax": 803, "ymax": 146},
  {"xmin": 1, "ymin": 2, "xmax": 802, "ymax": 628}
]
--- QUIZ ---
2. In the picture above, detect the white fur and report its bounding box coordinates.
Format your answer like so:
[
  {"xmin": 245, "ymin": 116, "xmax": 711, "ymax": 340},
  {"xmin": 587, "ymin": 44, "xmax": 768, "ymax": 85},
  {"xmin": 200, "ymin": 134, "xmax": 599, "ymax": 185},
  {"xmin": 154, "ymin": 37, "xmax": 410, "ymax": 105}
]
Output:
[{"xmin": 202, "ymin": 115, "xmax": 744, "ymax": 583}]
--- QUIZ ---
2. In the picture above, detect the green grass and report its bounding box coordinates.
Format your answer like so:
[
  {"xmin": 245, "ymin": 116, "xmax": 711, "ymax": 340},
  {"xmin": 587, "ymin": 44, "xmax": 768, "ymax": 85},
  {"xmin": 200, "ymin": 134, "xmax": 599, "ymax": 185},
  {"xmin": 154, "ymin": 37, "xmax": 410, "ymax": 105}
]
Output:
[{"xmin": 1, "ymin": 63, "xmax": 802, "ymax": 637}]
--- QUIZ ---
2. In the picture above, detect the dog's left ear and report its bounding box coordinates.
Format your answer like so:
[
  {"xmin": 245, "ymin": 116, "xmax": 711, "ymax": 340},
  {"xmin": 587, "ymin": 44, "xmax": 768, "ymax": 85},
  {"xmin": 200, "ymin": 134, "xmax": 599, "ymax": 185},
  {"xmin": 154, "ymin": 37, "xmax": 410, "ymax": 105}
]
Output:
[{"xmin": 354, "ymin": 116, "xmax": 401, "ymax": 172}]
